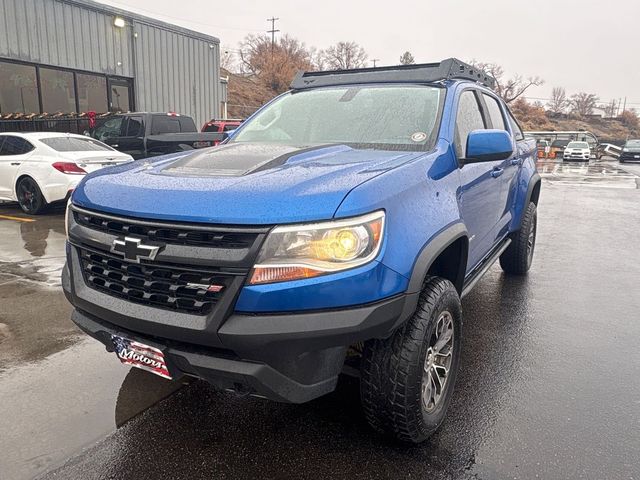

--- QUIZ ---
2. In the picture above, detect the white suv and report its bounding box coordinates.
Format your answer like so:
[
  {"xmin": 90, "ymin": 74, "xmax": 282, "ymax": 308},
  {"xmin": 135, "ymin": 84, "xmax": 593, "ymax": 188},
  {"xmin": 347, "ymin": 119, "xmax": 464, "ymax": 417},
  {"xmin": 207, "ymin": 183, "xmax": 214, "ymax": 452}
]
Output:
[{"xmin": 563, "ymin": 141, "xmax": 591, "ymax": 161}]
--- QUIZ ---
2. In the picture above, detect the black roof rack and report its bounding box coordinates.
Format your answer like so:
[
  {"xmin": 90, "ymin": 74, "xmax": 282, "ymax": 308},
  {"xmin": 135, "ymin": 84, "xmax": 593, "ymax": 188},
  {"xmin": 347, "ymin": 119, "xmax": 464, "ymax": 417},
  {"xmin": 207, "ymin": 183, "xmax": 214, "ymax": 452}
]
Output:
[{"xmin": 291, "ymin": 58, "xmax": 495, "ymax": 90}]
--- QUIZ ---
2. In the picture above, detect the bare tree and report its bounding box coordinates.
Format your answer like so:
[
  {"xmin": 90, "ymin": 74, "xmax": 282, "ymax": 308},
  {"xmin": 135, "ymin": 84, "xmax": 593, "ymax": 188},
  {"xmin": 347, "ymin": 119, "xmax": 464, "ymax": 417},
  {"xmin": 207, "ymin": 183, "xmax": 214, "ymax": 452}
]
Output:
[
  {"xmin": 399, "ymin": 51, "xmax": 415, "ymax": 65},
  {"xmin": 319, "ymin": 41, "xmax": 368, "ymax": 70},
  {"xmin": 569, "ymin": 92, "xmax": 599, "ymax": 116},
  {"xmin": 239, "ymin": 34, "xmax": 313, "ymax": 93},
  {"xmin": 618, "ymin": 109, "xmax": 639, "ymax": 128},
  {"xmin": 548, "ymin": 87, "xmax": 568, "ymax": 114},
  {"xmin": 220, "ymin": 48, "xmax": 236, "ymax": 72},
  {"xmin": 599, "ymin": 99, "xmax": 619, "ymax": 118},
  {"xmin": 469, "ymin": 60, "xmax": 544, "ymax": 104}
]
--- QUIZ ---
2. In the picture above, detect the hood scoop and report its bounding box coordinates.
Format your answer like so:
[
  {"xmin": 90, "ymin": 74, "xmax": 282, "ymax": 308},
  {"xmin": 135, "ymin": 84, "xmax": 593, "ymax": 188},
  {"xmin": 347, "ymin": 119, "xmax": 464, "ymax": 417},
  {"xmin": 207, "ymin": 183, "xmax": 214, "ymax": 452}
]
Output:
[{"xmin": 159, "ymin": 143, "xmax": 346, "ymax": 177}]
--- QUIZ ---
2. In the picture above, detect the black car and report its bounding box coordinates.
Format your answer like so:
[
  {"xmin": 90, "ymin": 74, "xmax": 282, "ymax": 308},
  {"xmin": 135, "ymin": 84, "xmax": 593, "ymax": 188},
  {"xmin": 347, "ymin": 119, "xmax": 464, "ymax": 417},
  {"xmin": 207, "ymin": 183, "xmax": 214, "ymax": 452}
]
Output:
[{"xmin": 620, "ymin": 139, "xmax": 640, "ymax": 163}]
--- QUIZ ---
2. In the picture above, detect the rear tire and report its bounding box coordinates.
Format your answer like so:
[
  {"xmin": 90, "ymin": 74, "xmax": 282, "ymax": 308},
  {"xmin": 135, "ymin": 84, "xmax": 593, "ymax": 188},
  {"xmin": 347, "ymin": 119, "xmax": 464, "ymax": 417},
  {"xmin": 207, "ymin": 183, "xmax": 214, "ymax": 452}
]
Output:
[
  {"xmin": 360, "ymin": 277, "xmax": 462, "ymax": 443},
  {"xmin": 500, "ymin": 201, "xmax": 537, "ymax": 275},
  {"xmin": 16, "ymin": 177, "xmax": 47, "ymax": 215}
]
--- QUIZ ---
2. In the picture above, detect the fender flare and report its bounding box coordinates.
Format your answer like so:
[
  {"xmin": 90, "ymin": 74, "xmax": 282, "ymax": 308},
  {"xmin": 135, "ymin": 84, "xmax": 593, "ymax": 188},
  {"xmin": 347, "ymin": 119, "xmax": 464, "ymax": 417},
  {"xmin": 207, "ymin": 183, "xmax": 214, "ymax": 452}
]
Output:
[
  {"xmin": 407, "ymin": 222, "xmax": 469, "ymax": 295},
  {"xmin": 516, "ymin": 172, "xmax": 541, "ymax": 230},
  {"xmin": 525, "ymin": 172, "xmax": 542, "ymax": 206}
]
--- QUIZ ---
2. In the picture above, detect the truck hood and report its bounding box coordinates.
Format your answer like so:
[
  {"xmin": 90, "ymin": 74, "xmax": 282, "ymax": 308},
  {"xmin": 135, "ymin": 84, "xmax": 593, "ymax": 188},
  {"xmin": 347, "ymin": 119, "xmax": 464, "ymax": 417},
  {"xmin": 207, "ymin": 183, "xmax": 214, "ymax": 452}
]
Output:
[{"xmin": 72, "ymin": 143, "xmax": 422, "ymax": 224}]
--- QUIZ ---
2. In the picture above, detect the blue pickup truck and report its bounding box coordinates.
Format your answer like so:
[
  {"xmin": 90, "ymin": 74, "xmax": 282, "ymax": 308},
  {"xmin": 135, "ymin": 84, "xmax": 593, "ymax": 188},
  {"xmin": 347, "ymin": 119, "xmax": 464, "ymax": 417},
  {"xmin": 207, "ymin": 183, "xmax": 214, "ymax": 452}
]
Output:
[{"xmin": 62, "ymin": 58, "xmax": 540, "ymax": 443}]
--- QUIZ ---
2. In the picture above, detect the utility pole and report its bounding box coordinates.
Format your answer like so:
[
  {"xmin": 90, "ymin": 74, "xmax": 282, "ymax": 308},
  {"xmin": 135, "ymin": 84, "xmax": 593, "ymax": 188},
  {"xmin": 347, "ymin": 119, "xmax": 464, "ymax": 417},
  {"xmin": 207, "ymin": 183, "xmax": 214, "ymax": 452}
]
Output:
[
  {"xmin": 267, "ymin": 17, "xmax": 280, "ymax": 56},
  {"xmin": 372, "ymin": 58, "xmax": 380, "ymax": 67},
  {"xmin": 622, "ymin": 97, "xmax": 627, "ymax": 113}
]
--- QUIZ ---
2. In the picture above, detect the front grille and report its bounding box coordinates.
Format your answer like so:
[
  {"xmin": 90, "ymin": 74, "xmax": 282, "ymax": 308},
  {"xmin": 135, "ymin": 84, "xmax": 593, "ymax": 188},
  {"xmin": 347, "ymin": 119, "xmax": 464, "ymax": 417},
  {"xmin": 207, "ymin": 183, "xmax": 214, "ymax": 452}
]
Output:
[
  {"xmin": 74, "ymin": 210, "xmax": 256, "ymax": 248},
  {"xmin": 79, "ymin": 247, "xmax": 241, "ymax": 315}
]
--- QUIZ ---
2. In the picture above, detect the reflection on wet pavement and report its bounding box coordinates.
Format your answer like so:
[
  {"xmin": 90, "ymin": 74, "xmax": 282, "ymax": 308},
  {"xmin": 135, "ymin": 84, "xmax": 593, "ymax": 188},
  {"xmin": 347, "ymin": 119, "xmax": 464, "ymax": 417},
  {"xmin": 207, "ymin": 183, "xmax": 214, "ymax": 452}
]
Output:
[{"xmin": 537, "ymin": 159, "xmax": 640, "ymax": 188}]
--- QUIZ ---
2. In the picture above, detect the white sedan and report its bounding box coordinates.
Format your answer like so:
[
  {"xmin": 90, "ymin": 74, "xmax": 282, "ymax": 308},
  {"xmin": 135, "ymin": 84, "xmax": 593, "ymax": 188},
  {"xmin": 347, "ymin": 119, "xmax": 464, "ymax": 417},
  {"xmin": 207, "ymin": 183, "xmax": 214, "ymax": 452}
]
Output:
[{"xmin": 0, "ymin": 132, "xmax": 133, "ymax": 214}]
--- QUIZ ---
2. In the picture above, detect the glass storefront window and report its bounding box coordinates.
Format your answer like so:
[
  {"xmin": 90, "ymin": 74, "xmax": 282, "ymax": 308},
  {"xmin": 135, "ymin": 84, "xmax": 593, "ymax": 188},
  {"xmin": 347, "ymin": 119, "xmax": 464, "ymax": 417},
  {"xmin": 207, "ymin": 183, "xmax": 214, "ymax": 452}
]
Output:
[
  {"xmin": 0, "ymin": 61, "xmax": 40, "ymax": 114},
  {"xmin": 40, "ymin": 67, "xmax": 76, "ymax": 113},
  {"xmin": 110, "ymin": 84, "xmax": 131, "ymax": 113},
  {"xmin": 77, "ymin": 74, "xmax": 108, "ymax": 113}
]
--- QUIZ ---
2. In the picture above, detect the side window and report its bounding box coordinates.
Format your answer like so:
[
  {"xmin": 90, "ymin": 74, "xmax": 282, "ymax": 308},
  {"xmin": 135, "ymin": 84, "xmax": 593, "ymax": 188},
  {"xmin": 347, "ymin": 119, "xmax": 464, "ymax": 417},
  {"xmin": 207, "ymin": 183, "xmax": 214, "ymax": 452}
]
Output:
[
  {"xmin": 454, "ymin": 90, "xmax": 486, "ymax": 158},
  {"xmin": 506, "ymin": 110, "xmax": 524, "ymax": 140},
  {"xmin": 126, "ymin": 116, "xmax": 144, "ymax": 137},
  {"xmin": 151, "ymin": 116, "xmax": 182, "ymax": 135},
  {"xmin": 482, "ymin": 94, "xmax": 507, "ymax": 130},
  {"xmin": 178, "ymin": 117, "xmax": 197, "ymax": 132},
  {"xmin": 0, "ymin": 136, "xmax": 6, "ymax": 155},
  {"xmin": 0, "ymin": 136, "xmax": 33, "ymax": 155}
]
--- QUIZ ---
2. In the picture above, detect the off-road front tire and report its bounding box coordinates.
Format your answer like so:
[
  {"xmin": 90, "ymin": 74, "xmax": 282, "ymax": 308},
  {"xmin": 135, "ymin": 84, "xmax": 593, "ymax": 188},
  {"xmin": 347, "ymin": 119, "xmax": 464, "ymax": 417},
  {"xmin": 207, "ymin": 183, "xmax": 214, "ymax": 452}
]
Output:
[
  {"xmin": 360, "ymin": 277, "xmax": 462, "ymax": 443},
  {"xmin": 500, "ymin": 201, "xmax": 537, "ymax": 275}
]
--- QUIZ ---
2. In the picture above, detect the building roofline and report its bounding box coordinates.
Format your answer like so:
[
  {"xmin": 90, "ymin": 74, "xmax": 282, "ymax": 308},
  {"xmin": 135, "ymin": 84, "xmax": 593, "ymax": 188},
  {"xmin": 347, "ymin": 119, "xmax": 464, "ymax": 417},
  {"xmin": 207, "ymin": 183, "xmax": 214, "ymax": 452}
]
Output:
[{"xmin": 57, "ymin": 0, "xmax": 220, "ymax": 44}]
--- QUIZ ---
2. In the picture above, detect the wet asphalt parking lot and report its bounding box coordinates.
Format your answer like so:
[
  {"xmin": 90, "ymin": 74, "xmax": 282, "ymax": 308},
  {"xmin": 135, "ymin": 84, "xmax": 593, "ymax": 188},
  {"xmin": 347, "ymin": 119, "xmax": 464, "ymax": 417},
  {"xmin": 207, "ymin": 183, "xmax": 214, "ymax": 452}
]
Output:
[{"xmin": 1, "ymin": 158, "xmax": 639, "ymax": 480}]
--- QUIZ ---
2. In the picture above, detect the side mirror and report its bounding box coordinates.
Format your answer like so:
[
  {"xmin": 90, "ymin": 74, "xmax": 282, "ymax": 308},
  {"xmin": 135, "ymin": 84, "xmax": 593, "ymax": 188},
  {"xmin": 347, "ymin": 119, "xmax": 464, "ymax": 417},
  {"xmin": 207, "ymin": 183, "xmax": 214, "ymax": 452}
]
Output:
[{"xmin": 463, "ymin": 129, "xmax": 513, "ymax": 165}]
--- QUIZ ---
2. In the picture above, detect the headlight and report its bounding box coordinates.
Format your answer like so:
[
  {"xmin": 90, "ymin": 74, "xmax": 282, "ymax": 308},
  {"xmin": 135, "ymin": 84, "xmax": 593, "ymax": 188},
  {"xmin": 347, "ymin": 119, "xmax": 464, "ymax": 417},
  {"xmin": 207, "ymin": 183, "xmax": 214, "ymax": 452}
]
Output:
[{"xmin": 250, "ymin": 211, "xmax": 385, "ymax": 285}]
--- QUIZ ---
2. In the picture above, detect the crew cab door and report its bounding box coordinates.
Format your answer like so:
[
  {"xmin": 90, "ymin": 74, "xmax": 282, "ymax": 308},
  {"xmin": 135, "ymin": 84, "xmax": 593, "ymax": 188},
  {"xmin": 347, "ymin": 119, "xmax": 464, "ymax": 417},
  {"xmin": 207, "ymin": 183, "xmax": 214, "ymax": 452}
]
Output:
[
  {"xmin": 114, "ymin": 115, "xmax": 146, "ymax": 160},
  {"xmin": 454, "ymin": 89, "xmax": 505, "ymax": 269},
  {"xmin": 479, "ymin": 93, "xmax": 522, "ymax": 243}
]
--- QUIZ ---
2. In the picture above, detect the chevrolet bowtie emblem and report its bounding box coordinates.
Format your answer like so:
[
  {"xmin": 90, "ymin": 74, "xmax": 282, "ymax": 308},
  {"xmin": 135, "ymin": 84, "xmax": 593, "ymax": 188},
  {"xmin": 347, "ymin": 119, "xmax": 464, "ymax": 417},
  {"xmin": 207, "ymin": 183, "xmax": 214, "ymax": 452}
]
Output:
[{"xmin": 111, "ymin": 237, "xmax": 161, "ymax": 263}]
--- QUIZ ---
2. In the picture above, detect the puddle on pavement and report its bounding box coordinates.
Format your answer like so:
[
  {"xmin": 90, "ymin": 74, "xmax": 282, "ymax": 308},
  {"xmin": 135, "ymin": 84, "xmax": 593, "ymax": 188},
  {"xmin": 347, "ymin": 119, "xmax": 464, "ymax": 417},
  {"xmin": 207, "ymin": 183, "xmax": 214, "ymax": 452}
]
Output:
[
  {"xmin": 0, "ymin": 205, "xmax": 187, "ymax": 479},
  {"xmin": 537, "ymin": 160, "xmax": 640, "ymax": 189},
  {"xmin": 0, "ymin": 339, "xmax": 186, "ymax": 480}
]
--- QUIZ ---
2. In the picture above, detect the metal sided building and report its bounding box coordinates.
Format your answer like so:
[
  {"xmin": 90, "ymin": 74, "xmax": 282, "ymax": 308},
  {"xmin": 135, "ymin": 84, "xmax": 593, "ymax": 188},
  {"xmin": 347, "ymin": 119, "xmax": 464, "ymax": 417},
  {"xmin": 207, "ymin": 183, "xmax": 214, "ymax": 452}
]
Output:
[{"xmin": 0, "ymin": 0, "xmax": 220, "ymax": 130}]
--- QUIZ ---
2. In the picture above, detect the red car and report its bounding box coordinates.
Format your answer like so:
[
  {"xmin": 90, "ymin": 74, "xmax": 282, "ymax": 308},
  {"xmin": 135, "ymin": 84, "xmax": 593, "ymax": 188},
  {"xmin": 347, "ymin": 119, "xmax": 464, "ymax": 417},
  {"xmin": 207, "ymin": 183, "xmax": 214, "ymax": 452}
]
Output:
[{"xmin": 201, "ymin": 119, "xmax": 242, "ymax": 146}]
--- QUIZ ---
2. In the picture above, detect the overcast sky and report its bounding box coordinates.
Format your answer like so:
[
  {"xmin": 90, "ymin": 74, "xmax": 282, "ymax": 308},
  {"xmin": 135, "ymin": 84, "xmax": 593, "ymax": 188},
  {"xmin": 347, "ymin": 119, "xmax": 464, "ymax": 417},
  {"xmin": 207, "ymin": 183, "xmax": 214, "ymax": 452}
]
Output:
[{"xmin": 97, "ymin": 0, "xmax": 640, "ymax": 109}]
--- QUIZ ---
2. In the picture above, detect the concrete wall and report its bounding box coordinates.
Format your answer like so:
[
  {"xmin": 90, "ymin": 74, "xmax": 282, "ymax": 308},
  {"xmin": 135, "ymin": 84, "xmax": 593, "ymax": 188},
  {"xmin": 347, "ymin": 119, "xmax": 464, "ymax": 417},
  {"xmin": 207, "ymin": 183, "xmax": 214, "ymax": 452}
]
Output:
[{"xmin": 0, "ymin": 0, "xmax": 220, "ymax": 126}]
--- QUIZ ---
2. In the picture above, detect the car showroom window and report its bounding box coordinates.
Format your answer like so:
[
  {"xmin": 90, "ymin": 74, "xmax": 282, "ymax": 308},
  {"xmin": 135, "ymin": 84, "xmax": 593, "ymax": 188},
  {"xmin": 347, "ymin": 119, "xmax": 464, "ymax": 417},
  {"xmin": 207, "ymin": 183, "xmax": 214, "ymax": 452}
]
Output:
[
  {"xmin": 482, "ymin": 94, "xmax": 507, "ymax": 130},
  {"xmin": 455, "ymin": 90, "xmax": 486, "ymax": 158},
  {"xmin": 40, "ymin": 67, "xmax": 77, "ymax": 113},
  {"xmin": 0, "ymin": 61, "xmax": 40, "ymax": 114},
  {"xmin": 77, "ymin": 73, "xmax": 108, "ymax": 113},
  {"xmin": 0, "ymin": 136, "xmax": 33, "ymax": 155}
]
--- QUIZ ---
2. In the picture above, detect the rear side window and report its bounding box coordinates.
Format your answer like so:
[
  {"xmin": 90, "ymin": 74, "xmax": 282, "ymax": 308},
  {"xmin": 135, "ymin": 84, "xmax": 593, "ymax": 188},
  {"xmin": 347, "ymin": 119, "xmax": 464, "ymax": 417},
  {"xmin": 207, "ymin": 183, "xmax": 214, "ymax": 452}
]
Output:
[
  {"xmin": 151, "ymin": 116, "xmax": 182, "ymax": 135},
  {"xmin": 126, "ymin": 116, "xmax": 144, "ymax": 136},
  {"xmin": 40, "ymin": 137, "xmax": 113, "ymax": 152},
  {"xmin": 223, "ymin": 124, "xmax": 238, "ymax": 132},
  {"xmin": 179, "ymin": 117, "xmax": 197, "ymax": 132},
  {"xmin": 506, "ymin": 110, "xmax": 524, "ymax": 140},
  {"xmin": 454, "ymin": 90, "xmax": 486, "ymax": 158},
  {"xmin": 482, "ymin": 94, "xmax": 507, "ymax": 131},
  {"xmin": 202, "ymin": 123, "xmax": 219, "ymax": 133},
  {"xmin": 0, "ymin": 136, "xmax": 34, "ymax": 155}
]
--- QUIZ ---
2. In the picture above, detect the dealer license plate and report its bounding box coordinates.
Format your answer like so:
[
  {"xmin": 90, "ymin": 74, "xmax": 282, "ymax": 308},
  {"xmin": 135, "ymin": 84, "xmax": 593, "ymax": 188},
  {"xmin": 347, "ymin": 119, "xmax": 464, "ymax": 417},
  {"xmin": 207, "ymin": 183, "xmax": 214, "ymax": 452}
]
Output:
[{"xmin": 111, "ymin": 335, "xmax": 172, "ymax": 379}]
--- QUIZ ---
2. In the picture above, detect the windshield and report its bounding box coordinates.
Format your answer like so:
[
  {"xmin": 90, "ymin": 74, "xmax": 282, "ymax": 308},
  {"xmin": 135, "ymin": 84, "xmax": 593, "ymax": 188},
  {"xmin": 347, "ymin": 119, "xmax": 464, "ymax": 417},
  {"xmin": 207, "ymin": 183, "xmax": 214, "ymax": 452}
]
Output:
[
  {"xmin": 567, "ymin": 142, "xmax": 589, "ymax": 149},
  {"xmin": 40, "ymin": 136, "xmax": 114, "ymax": 152},
  {"xmin": 624, "ymin": 140, "xmax": 640, "ymax": 147},
  {"xmin": 231, "ymin": 85, "xmax": 443, "ymax": 151}
]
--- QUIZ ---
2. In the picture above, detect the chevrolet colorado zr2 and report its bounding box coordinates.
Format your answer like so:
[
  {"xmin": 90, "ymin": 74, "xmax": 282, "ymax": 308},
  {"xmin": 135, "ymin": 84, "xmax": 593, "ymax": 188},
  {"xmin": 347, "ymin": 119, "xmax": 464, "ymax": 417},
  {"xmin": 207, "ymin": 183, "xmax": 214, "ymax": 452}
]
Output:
[{"xmin": 62, "ymin": 58, "xmax": 541, "ymax": 443}]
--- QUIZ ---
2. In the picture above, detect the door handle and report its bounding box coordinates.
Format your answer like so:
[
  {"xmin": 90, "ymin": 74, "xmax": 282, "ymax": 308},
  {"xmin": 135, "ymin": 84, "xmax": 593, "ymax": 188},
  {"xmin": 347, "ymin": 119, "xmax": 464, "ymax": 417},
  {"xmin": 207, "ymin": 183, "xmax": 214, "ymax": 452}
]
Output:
[
  {"xmin": 509, "ymin": 158, "xmax": 521, "ymax": 166},
  {"xmin": 10, "ymin": 162, "xmax": 21, "ymax": 166},
  {"xmin": 491, "ymin": 167, "xmax": 504, "ymax": 178}
]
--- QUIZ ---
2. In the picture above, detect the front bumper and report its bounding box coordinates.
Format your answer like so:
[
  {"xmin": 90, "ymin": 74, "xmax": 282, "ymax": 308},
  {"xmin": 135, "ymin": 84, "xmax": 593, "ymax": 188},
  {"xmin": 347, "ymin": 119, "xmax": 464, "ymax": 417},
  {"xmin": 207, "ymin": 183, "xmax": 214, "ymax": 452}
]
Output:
[{"xmin": 63, "ymin": 259, "xmax": 416, "ymax": 403}]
